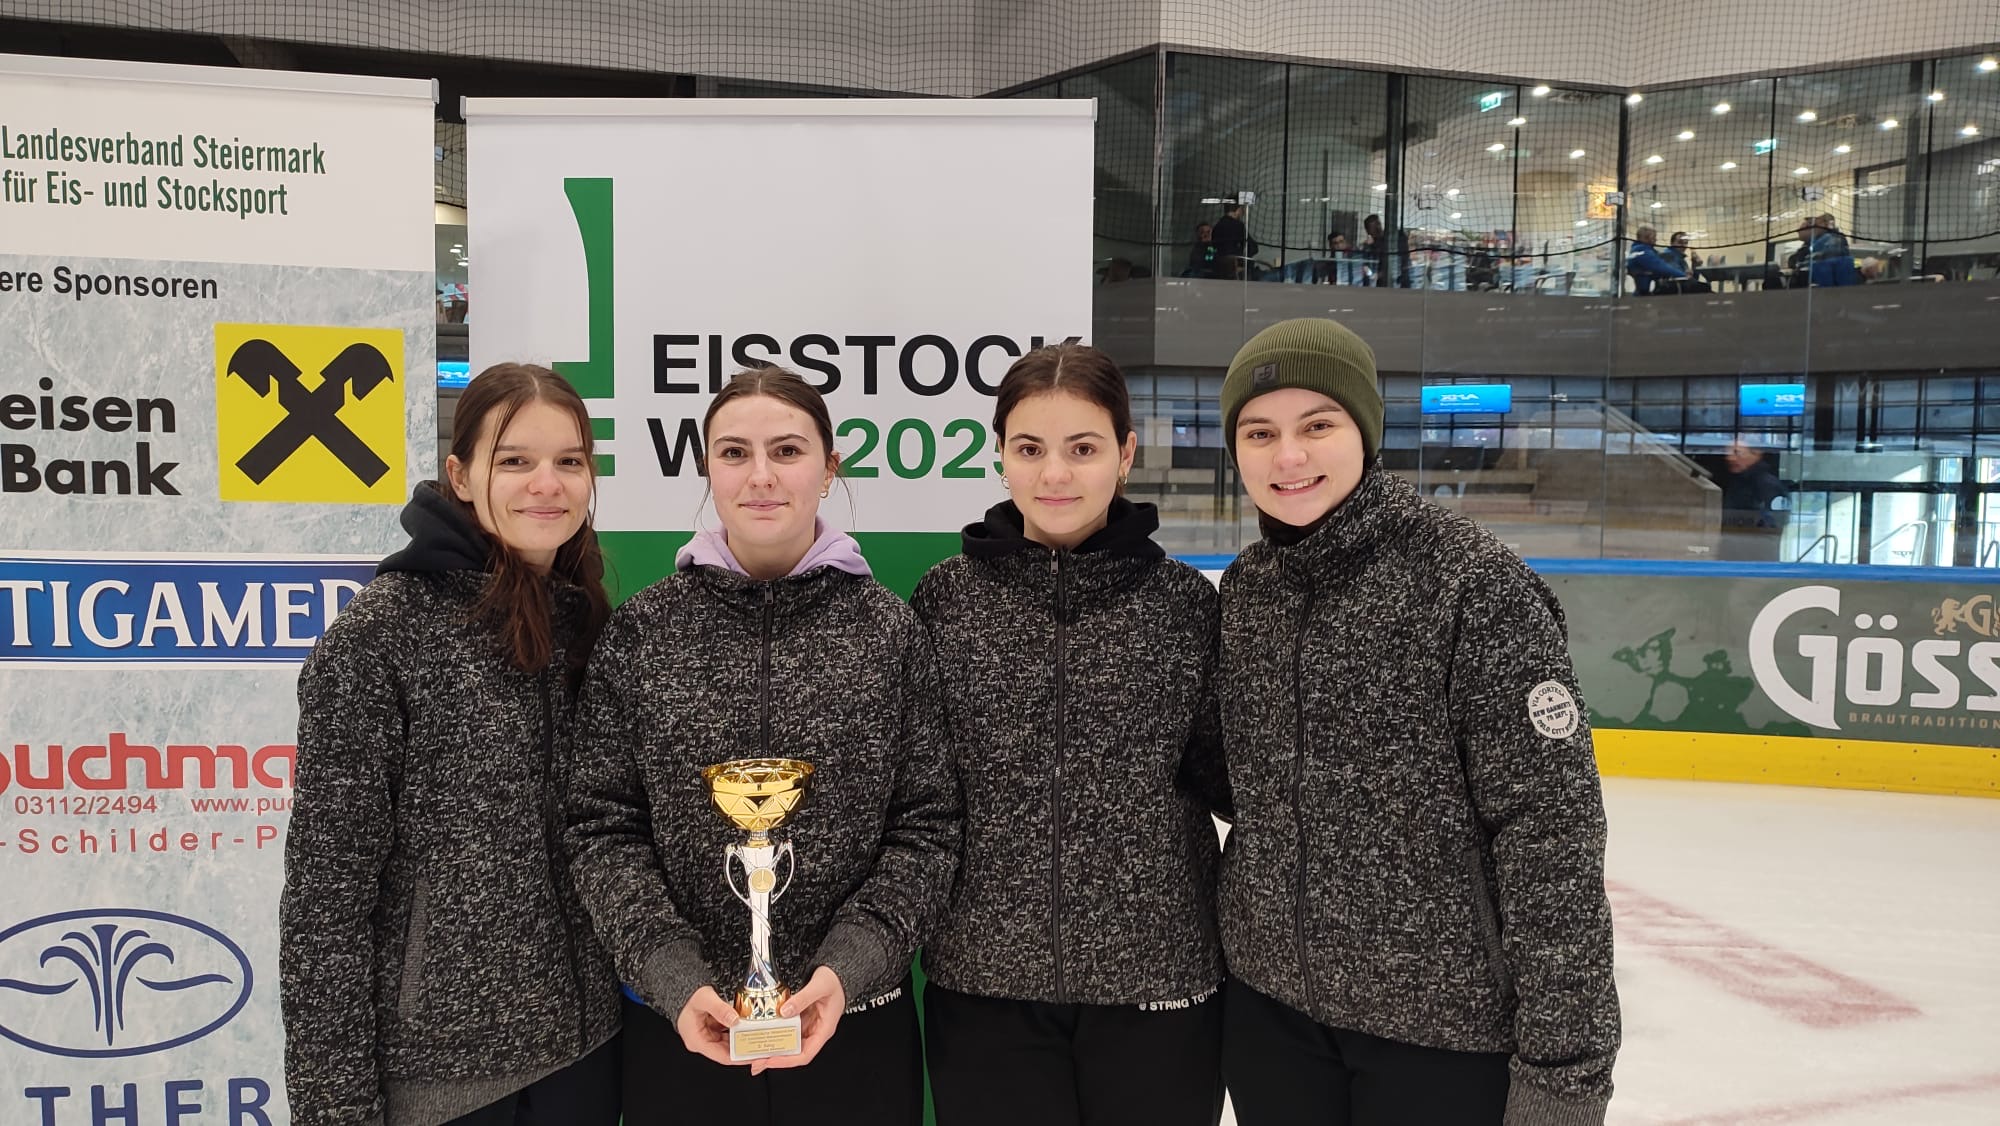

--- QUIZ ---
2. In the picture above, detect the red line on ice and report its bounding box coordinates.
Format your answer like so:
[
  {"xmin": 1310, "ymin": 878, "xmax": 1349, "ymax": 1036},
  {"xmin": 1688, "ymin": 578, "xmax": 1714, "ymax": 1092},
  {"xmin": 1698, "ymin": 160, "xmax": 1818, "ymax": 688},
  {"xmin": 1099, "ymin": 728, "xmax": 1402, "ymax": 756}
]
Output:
[{"xmin": 1606, "ymin": 880, "xmax": 1921, "ymax": 1028}]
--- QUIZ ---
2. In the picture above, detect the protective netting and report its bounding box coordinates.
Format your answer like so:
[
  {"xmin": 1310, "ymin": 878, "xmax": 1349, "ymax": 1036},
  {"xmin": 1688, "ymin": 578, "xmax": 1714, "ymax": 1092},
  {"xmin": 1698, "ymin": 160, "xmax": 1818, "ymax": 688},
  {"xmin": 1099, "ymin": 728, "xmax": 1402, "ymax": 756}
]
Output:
[
  {"xmin": 5, "ymin": 1, "xmax": 1996, "ymax": 272},
  {"xmin": 6, "ymin": 0, "xmax": 1999, "ymax": 562}
]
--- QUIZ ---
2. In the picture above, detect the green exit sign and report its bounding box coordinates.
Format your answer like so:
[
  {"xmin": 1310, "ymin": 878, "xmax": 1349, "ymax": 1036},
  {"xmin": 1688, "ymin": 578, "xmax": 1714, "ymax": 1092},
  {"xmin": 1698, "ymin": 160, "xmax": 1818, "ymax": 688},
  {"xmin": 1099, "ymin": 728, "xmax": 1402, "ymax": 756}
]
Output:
[{"xmin": 1480, "ymin": 92, "xmax": 1506, "ymax": 112}]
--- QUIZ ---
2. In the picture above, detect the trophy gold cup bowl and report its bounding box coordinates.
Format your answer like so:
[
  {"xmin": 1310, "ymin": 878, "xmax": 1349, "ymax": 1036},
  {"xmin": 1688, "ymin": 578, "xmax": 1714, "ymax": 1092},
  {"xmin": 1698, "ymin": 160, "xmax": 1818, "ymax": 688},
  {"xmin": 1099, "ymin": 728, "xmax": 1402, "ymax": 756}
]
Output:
[{"xmin": 701, "ymin": 757, "xmax": 815, "ymax": 1061}]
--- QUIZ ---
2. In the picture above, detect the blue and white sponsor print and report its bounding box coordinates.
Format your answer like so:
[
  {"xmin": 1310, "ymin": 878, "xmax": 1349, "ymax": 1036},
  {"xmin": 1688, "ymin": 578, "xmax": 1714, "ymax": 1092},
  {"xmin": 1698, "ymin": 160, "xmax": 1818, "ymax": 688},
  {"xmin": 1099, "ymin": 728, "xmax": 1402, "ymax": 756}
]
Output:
[{"xmin": 0, "ymin": 554, "xmax": 375, "ymax": 668}]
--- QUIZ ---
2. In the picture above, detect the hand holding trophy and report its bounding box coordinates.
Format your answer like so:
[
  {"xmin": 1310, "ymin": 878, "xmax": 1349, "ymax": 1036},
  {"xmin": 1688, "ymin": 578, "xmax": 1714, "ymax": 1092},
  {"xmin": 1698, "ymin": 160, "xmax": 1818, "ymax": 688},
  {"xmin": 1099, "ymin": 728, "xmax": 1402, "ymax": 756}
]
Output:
[{"xmin": 701, "ymin": 757, "xmax": 816, "ymax": 1062}]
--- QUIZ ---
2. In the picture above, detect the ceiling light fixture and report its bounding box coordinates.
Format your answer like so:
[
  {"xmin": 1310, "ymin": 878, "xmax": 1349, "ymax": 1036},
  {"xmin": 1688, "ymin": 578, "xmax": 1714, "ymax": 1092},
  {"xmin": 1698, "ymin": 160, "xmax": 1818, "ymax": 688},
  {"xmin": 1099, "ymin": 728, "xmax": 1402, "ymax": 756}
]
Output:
[
  {"xmin": 1677, "ymin": 130, "xmax": 1695, "ymax": 141},
  {"xmin": 1626, "ymin": 92, "xmax": 1644, "ymax": 106},
  {"xmin": 1645, "ymin": 154, "xmax": 1664, "ymax": 164},
  {"xmin": 1720, "ymin": 161, "xmax": 1738, "ymax": 170},
  {"xmin": 1882, "ymin": 117, "xmax": 1899, "ymax": 130},
  {"xmin": 1508, "ymin": 116, "xmax": 1527, "ymax": 127},
  {"xmin": 1964, "ymin": 124, "xmax": 1983, "ymax": 136},
  {"xmin": 1487, "ymin": 143, "xmax": 1506, "ymax": 152},
  {"xmin": 1793, "ymin": 166, "xmax": 1811, "ymax": 176},
  {"xmin": 1713, "ymin": 102, "xmax": 1732, "ymax": 115},
  {"xmin": 1834, "ymin": 144, "xmax": 1852, "ymax": 153},
  {"xmin": 1569, "ymin": 148, "xmax": 1586, "ymax": 159},
  {"xmin": 1531, "ymin": 85, "xmax": 1552, "ymax": 97},
  {"xmin": 1797, "ymin": 110, "xmax": 1818, "ymax": 122},
  {"xmin": 1929, "ymin": 90, "xmax": 1946, "ymax": 103}
]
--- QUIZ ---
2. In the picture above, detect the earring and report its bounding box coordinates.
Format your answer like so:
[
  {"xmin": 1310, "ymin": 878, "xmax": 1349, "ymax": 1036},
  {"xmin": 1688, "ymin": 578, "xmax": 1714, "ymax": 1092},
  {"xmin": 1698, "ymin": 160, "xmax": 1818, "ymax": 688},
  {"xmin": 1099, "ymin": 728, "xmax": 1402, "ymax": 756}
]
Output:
[
  {"xmin": 1118, "ymin": 473, "xmax": 1129, "ymax": 487},
  {"xmin": 820, "ymin": 485, "xmax": 831, "ymax": 498}
]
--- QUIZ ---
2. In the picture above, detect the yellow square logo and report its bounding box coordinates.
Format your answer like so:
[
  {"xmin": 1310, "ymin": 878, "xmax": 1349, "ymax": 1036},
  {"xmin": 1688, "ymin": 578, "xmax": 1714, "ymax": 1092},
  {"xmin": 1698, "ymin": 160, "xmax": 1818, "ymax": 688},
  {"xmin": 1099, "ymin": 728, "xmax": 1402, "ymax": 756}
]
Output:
[{"xmin": 215, "ymin": 323, "xmax": 406, "ymax": 504}]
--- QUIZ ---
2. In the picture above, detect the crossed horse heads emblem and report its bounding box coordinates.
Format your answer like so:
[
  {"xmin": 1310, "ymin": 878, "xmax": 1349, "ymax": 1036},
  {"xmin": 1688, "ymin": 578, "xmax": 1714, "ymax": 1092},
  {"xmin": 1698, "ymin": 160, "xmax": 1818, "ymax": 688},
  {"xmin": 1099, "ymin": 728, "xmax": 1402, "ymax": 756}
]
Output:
[{"xmin": 225, "ymin": 339, "xmax": 395, "ymax": 486}]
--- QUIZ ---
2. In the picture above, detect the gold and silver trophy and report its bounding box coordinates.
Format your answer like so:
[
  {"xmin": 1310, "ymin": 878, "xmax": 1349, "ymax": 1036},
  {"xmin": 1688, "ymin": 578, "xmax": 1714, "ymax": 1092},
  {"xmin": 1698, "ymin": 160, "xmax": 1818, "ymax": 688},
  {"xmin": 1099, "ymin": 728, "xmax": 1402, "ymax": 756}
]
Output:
[{"xmin": 700, "ymin": 757, "xmax": 815, "ymax": 1062}]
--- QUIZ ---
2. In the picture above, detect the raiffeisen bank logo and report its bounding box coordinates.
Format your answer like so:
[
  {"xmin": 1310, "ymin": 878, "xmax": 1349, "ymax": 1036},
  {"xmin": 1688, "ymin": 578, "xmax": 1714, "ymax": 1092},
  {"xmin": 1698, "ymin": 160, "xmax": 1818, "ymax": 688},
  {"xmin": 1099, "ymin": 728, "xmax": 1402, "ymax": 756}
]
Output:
[
  {"xmin": 0, "ymin": 909, "xmax": 253, "ymax": 1058},
  {"xmin": 1749, "ymin": 585, "xmax": 2000, "ymax": 731}
]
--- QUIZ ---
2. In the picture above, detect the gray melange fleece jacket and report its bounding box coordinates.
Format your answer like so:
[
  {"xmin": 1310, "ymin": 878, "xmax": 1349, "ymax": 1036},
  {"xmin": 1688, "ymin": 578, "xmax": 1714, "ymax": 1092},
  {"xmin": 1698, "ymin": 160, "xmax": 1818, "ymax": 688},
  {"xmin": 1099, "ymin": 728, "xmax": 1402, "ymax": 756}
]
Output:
[
  {"xmin": 281, "ymin": 485, "xmax": 622, "ymax": 1126},
  {"xmin": 565, "ymin": 562, "xmax": 961, "ymax": 1018},
  {"xmin": 912, "ymin": 499, "xmax": 1230, "ymax": 1005},
  {"xmin": 1218, "ymin": 467, "xmax": 1620, "ymax": 1126}
]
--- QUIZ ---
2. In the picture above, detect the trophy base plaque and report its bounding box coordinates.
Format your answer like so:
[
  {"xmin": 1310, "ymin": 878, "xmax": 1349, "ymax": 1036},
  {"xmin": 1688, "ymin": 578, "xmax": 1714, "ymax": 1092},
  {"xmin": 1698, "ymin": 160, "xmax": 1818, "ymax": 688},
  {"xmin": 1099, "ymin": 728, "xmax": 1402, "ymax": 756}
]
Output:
[{"xmin": 729, "ymin": 1015, "xmax": 803, "ymax": 1061}]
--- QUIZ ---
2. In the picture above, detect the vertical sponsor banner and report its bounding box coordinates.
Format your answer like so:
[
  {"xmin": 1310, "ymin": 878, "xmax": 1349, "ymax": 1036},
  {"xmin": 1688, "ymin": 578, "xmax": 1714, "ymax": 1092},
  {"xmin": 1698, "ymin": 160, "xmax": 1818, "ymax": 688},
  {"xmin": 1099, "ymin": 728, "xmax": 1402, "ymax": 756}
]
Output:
[
  {"xmin": 465, "ymin": 99, "xmax": 1095, "ymax": 596},
  {"xmin": 0, "ymin": 55, "xmax": 433, "ymax": 1121}
]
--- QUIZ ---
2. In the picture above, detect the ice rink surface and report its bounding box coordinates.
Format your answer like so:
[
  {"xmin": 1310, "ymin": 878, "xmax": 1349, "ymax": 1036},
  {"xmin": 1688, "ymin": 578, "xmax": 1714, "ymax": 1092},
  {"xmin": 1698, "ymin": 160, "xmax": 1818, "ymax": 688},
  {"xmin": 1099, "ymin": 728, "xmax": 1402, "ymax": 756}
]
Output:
[{"xmin": 1223, "ymin": 777, "xmax": 2000, "ymax": 1125}]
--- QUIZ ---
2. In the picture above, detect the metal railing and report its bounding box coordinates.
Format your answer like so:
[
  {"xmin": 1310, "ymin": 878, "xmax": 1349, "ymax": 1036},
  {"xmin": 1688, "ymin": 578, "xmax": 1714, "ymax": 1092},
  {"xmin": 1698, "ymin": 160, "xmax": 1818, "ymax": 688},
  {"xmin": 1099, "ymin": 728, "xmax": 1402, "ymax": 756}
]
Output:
[{"xmin": 1869, "ymin": 520, "xmax": 1931, "ymax": 565}]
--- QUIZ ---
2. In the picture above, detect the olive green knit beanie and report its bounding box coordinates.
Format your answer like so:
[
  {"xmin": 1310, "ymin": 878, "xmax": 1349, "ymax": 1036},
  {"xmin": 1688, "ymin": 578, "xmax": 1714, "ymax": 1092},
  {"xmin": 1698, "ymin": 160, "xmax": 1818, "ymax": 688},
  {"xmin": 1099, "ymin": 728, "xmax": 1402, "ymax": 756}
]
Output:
[{"xmin": 1221, "ymin": 318, "xmax": 1383, "ymax": 460}]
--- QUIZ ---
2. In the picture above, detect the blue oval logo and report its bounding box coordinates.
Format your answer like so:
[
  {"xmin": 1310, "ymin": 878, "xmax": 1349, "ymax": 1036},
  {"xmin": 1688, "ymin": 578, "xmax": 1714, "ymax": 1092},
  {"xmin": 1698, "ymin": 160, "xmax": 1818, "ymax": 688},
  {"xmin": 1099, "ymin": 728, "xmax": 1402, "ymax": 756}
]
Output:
[{"xmin": 0, "ymin": 908, "xmax": 253, "ymax": 1058}]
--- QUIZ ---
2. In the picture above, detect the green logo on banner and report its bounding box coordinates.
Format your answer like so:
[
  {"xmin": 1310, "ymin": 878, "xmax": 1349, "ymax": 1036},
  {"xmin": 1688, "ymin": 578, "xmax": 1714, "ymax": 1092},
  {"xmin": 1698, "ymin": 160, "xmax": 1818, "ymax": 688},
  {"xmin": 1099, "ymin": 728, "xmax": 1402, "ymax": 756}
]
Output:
[{"xmin": 556, "ymin": 177, "xmax": 617, "ymax": 476}]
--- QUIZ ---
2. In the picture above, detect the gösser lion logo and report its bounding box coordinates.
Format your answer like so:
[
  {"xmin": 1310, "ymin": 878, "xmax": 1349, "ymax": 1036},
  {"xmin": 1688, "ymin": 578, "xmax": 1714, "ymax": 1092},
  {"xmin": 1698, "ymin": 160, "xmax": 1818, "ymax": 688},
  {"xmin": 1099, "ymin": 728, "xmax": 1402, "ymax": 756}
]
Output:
[{"xmin": 0, "ymin": 908, "xmax": 252, "ymax": 1058}]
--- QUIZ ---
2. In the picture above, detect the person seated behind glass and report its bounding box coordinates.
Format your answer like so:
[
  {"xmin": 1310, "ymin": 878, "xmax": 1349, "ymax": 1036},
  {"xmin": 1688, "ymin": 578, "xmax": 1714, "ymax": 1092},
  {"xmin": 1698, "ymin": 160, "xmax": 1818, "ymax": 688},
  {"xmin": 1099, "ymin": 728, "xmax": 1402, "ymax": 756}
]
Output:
[
  {"xmin": 1807, "ymin": 213, "xmax": 1861, "ymax": 287},
  {"xmin": 1182, "ymin": 222, "xmax": 1218, "ymax": 278},
  {"xmin": 1762, "ymin": 219, "xmax": 1816, "ymax": 289},
  {"xmin": 1661, "ymin": 232, "xmax": 1703, "ymax": 275},
  {"xmin": 1466, "ymin": 242, "xmax": 1499, "ymax": 291},
  {"xmin": 1626, "ymin": 226, "xmax": 1692, "ymax": 295},
  {"xmin": 1316, "ymin": 232, "xmax": 1366, "ymax": 285}
]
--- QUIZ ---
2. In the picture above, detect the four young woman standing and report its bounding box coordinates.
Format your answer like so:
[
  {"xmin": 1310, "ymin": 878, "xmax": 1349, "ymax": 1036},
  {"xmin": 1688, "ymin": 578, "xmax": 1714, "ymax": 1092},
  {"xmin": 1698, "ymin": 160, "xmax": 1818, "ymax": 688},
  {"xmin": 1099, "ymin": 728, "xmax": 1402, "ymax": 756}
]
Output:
[{"xmin": 285, "ymin": 330, "xmax": 1618, "ymax": 1125}]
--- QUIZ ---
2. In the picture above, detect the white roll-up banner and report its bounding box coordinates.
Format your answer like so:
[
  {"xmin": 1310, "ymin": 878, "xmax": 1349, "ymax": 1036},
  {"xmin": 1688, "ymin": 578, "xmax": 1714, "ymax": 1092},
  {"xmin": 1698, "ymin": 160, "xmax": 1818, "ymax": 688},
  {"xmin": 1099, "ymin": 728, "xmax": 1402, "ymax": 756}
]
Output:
[{"xmin": 464, "ymin": 97, "xmax": 1096, "ymax": 594}]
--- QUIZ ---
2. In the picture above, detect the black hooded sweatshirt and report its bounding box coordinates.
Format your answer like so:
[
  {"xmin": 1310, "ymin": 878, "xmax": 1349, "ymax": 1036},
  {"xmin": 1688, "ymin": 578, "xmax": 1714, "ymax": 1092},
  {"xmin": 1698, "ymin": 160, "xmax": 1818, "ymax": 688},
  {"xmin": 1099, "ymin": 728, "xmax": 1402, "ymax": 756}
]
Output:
[
  {"xmin": 911, "ymin": 498, "xmax": 1230, "ymax": 1005},
  {"xmin": 280, "ymin": 482, "xmax": 621, "ymax": 1126}
]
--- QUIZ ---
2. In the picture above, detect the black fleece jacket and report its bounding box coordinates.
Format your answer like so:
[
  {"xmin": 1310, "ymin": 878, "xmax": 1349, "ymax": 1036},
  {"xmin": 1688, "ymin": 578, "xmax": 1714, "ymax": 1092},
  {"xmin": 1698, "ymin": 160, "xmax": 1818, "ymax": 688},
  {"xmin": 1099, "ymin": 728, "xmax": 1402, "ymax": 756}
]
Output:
[
  {"xmin": 565, "ymin": 563, "xmax": 962, "ymax": 1017},
  {"xmin": 281, "ymin": 482, "xmax": 621, "ymax": 1126},
  {"xmin": 912, "ymin": 499, "xmax": 1229, "ymax": 1005},
  {"xmin": 1219, "ymin": 467, "xmax": 1619, "ymax": 1126}
]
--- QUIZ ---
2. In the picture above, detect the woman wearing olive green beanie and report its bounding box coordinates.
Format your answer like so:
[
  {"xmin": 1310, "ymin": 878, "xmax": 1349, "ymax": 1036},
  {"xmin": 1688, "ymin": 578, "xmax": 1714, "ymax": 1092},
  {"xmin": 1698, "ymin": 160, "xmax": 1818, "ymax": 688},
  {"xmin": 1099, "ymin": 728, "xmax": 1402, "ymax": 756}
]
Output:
[{"xmin": 1213, "ymin": 318, "xmax": 1620, "ymax": 1126}]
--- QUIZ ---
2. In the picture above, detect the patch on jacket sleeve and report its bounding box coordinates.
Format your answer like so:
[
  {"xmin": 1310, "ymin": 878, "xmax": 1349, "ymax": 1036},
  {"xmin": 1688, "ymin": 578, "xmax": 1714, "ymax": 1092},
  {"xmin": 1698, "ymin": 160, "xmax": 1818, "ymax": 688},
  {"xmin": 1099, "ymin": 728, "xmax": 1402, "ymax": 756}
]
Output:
[{"xmin": 1527, "ymin": 680, "xmax": 1580, "ymax": 739}]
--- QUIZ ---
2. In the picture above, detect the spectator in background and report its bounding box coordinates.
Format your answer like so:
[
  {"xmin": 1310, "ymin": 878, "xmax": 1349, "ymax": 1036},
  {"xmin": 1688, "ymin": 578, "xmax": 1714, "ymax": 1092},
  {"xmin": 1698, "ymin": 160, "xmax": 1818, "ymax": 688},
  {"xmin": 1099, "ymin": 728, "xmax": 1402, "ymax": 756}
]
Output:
[
  {"xmin": 1808, "ymin": 214, "xmax": 1861, "ymax": 287},
  {"xmin": 1183, "ymin": 222, "xmax": 1218, "ymax": 278},
  {"xmin": 1717, "ymin": 437, "xmax": 1789, "ymax": 561},
  {"xmin": 1662, "ymin": 232, "xmax": 1703, "ymax": 276},
  {"xmin": 1765, "ymin": 218, "xmax": 1817, "ymax": 289},
  {"xmin": 1359, "ymin": 214, "xmax": 1408, "ymax": 288},
  {"xmin": 1318, "ymin": 232, "xmax": 1364, "ymax": 285},
  {"xmin": 1626, "ymin": 226, "xmax": 1692, "ymax": 295},
  {"xmin": 1213, "ymin": 202, "xmax": 1257, "ymax": 279}
]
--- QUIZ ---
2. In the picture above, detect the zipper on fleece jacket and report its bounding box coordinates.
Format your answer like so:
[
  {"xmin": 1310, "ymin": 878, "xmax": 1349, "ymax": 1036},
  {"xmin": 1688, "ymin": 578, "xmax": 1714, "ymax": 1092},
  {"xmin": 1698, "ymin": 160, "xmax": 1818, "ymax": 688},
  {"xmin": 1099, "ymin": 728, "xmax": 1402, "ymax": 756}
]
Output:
[
  {"xmin": 1291, "ymin": 589, "xmax": 1318, "ymax": 1010},
  {"xmin": 760, "ymin": 586, "xmax": 774, "ymax": 754},
  {"xmin": 1049, "ymin": 551, "xmax": 1069, "ymax": 1002},
  {"xmin": 540, "ymin": 668, "xmax": 589, "ymax": 1052}
]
